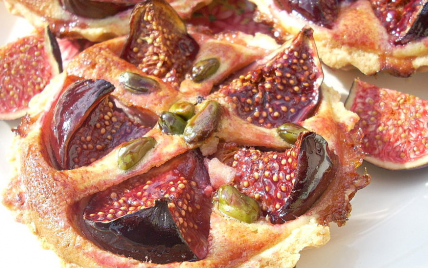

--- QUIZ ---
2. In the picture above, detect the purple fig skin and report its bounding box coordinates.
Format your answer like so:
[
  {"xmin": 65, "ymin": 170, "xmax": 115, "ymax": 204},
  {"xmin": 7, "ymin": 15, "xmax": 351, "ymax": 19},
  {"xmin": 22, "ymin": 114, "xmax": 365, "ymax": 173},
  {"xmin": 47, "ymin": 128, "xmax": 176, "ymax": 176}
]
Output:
[
  {"xmin": 51, "ymin": 79, "xmax": 114, "ymax": 170},
  {"xmin": 394, "ymin": 0, "xmax": 428, "ymax": 44},
  {"xmin": 274, "ymin": 0, "xmax": 341, "ymax": 28},
  {"xmin": 46, "ymin": 26, "xmax": 63, "ymax": 73},
  {"xmin": 82, "ymin": 200, "xmax": 199, "ymax": 264},
  {"xmin": 274, "ymin": 133, "xmax": 337, "ymax": 222},
  {"xmin": 81, "ymin": 150, "xmax": 212, "ymax": 263},
  {"xmin": 61, "ymin": 0, "xmax": 134, "ymax": 19}
]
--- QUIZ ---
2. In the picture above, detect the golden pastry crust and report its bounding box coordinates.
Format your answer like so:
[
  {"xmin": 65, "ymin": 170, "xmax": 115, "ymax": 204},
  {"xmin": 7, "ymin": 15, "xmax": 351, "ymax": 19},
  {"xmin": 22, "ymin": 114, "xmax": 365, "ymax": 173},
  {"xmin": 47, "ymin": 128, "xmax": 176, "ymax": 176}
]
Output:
[{"xmin": 251, "ymin": 0, "xmax": 428, "ymax": 76}]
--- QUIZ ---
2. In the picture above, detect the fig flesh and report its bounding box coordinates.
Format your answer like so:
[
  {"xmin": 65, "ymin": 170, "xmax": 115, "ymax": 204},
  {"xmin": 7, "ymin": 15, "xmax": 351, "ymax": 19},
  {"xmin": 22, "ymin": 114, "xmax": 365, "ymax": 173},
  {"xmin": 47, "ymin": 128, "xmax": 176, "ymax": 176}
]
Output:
[
  {"xmin": 345, "ymin": 79, "xmax": 428, "ymax": 170},
  {"xmin": 82, "ymin": 150, "xmax": 212, "ymax": 263},
  {"xmin": 218, "ymin": 27, "xmax": 322, "ymax": 129},
  {"xmin": 232, "ymin": 132, "xmax": 338, "ymax": 223},
  {"xmin": 84, "ymin": 200, "xmax": 199, "ymax": 263},
  {"xmin": 0, "ymin": 27, "xmax": 62, "ymax": 120}
]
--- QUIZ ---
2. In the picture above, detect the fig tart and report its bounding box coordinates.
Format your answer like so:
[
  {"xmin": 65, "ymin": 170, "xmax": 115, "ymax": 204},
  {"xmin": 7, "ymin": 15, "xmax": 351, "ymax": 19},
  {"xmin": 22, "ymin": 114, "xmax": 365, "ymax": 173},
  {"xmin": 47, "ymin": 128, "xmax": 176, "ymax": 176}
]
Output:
[{"xmin": 251, "ymin": 0, "xmax": 428, "ymax": 76}]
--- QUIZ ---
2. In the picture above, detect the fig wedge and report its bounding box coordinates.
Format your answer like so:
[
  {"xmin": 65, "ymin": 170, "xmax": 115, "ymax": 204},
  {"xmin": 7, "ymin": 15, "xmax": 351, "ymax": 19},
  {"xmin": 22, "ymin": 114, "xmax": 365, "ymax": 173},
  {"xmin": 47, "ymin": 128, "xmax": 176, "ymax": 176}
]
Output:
[
  {"xmin": 345, "ymin": 79, "xmax": 428, "ymax": 170},
  {"xmin": 121, "ymin": 0, "xmax": 199, "ymax": 88},
  {"xmin": 232, "ymin": 132, "xmax": 338, "ymax": 223},
  {"xmin": 370, "ymin": 0, "xmax": 428, "ymax": 44},
  {"xmin": 0, "ymin": 27, "xmax": 62, "ymax": 120},
  {"xmin": 217, "ymin": 27, "xmax": 322, "ymax": 129},
  {"xmin": 50, "ymin": 78, "xmax": 152, "ymax": 170},
  {"xmin": 82, "ymin": 150, "xmax": 212, "ymax": 263},
  {"xmin": 274, "ymin": 0, "xmax": 341, "ymax": 28}
]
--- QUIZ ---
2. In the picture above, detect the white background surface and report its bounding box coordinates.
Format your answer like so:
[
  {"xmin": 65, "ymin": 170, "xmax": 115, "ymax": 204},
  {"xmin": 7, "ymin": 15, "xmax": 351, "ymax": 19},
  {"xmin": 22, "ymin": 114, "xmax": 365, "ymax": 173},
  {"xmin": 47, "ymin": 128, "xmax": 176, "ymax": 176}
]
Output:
[{"xmin": 1, "ymin": 3, "xmax": 428, "ymax": 268}]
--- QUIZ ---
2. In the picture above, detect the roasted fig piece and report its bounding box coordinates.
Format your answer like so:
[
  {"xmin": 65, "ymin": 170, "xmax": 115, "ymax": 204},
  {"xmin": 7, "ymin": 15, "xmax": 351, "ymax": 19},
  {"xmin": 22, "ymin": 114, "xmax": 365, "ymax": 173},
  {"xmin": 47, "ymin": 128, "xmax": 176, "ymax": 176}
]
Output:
[
  {"xmin": 121, "ymin": 0, "xmax": 199, "ymax": 88},
  {"xmin": 49, "ymin": 78, "xmax": 152, "ymax": 170},
  {"xmin": 345, "ymin": 79, "xmax": 428, "ymax": 170},
  {"xmin": 0, "ymin": 27, "xmax": 62, "ymax": 120},
  {"xmin": 232, "ymin": 132, "xmax": 338, "ymax": 223},
  {"xmin": 217, "ymin": 27, "xmax": 322, "ymax": 129},
  {"xmin": 370, "ymin": 0, "xmax": 428, "ymax": 44},
  {"xmin": 274, "ymin": 0, "xmax": 341, "ymax": 28},
  {"xmin": 187, "ymin": 0, "xmax": 272, "ymax": 35},
  {"xmin": 82, "ymin": 150, "xmax": 212, "ymax": 263}
]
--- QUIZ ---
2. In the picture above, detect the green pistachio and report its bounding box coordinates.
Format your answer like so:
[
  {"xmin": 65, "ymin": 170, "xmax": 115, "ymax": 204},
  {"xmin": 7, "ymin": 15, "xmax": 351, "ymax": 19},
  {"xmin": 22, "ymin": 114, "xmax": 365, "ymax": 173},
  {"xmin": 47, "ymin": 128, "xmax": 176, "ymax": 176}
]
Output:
[
  {"xmin": 169, "ymin": 101, "xmax": 195, "ymax": 120},
  {"xmin": 277, "ymin": 122, "xmax": 308, "ymax": 144},
  {"xmin": 158, "ymin": 111, "xmax": 187, "ymax": 135},
  {"xmin": 183, "ymin": 100, "xmax": 221, "ymax": 144},
  {"xmin": 119, "ymin": 72, "xmax": 159, "ymax": 93},
  {"xmin": 117, "ymin": 137, "xmax": 156, "ymax": 170},
  {"xmin": 191, "ymin": 58, "xmax": 220, "ymax": 83},
  {"xmin": 218, "ymin": 185, "xmax": 260, "ymax": 223}
]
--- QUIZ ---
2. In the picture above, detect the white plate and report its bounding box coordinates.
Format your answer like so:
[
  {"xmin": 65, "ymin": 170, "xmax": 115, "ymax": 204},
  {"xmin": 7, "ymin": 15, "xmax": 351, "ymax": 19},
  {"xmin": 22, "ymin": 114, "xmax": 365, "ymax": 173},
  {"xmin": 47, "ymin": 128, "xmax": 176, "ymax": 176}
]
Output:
[{"xmin": 1, "ymin": 3, "xmax": 428, "ymax": 268}]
